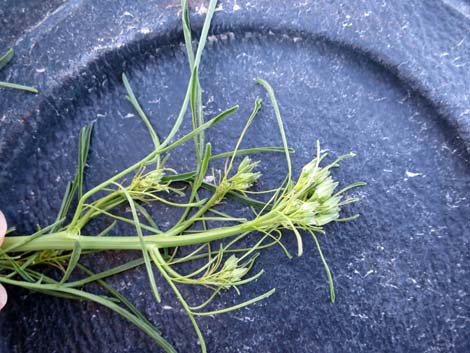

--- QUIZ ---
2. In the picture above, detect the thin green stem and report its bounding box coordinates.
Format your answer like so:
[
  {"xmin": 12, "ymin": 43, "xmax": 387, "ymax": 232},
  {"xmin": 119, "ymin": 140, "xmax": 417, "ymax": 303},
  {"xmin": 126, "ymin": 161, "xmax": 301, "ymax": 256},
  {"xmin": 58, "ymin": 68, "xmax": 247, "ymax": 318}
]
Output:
[
  {"xmin": 0, "ymin": 81, "xmax": 38, "ymax": 93},
  {"xmin": 3, "ymin": 211, "xmax": 281, "ymax": 253}
]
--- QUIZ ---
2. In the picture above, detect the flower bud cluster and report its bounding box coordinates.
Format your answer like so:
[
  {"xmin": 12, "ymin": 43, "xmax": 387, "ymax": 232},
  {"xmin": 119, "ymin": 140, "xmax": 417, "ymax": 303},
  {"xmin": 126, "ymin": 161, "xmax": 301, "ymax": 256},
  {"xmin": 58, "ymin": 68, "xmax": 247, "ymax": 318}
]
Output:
[
  {"xmin": 135, "ymin": 169, "xmax": 167, "ymax": 192},
  {"xmin": 202, "ymin": 255, "xmax": 249, "ymax": 289},
  {"xmin": 219, "ymin": 157, "xmax": 262, "ymax": 193},
  {"xmin": 128, "ymin": 167, "xmax": 178, "ymax": 201},
  {"xmin": 278, "ymin": 153, "xmax": 355, "ymax": 228}
]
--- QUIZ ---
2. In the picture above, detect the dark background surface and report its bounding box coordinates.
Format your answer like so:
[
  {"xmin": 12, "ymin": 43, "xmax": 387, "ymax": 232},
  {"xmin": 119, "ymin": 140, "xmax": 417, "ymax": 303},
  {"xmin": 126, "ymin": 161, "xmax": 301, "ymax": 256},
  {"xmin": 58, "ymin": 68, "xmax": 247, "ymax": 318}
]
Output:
[{"xmin": 0, "ymin": 1, "xmax": 469, "ymax": 352}]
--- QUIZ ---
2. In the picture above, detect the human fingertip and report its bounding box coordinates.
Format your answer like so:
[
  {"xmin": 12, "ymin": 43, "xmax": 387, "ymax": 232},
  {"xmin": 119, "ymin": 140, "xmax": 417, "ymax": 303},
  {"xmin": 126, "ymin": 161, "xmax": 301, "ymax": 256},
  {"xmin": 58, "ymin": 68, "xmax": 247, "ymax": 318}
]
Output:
[
  {"xmin": 0, "ymin": 284, "xmax": 7, "ymax": 311},
  {"xmin": 0, "ymin": 211, "xmax": 6, "ymax": 243}
]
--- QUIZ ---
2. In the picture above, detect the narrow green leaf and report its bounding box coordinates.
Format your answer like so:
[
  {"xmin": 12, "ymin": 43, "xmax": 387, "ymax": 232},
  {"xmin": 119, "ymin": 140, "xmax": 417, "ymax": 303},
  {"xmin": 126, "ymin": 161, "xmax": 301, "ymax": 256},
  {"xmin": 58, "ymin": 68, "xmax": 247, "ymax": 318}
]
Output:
[
  {"xmin": 0, "ymin": 48, "xmax": 14, "ymax": 70},
  {"xmin": 226, "ymin": 98, "xmax": 262, "ymax": 175},
  {"xmin": 59, "ymin": 240, "xmax": 82, "ymax": 284},
  {"xmin": 0, "ymin": 277, "xmax": 176, "ymax": 353},
  {"xmin": 256, "ymin": 79, "xmax": 292, "ymax": 179},
  {"xmin": 194, "ymin": 288, "xmax": 276, "ymax": 316},
  {"xmin": 76, "ymin": 263, "xmax": 156, "ymax": 330},
  {"xmin": 310, "ymin": 231, "xmax": 335, "ymax": 303},
  {"xmin": 122, "ymin": 73, "xmax": 161, "ymax": 152},
  {"xmin": 118, "ymin": 184, "xmax": 161, "ymax": 303},
  {"xmin": 96, "ymin": 221, "xmax": 117, "ymax": 237},
  {"xmin": 210, "ymin": 146, "xmax": 295, "ymax": 160},
  {"xmin": 65, "ymin": 258, "xmax": 145, "ymax": 288},
  {"xmin": 181, "ymin": 0, "xmax": 195, "ymax": 69},
  {"xmin": 0, "ymin": 81, "xmax": 38, "ymax": 93},
  {"xmin": 158, "ymin": 105, "xmax": 238, "ymax": 154}
]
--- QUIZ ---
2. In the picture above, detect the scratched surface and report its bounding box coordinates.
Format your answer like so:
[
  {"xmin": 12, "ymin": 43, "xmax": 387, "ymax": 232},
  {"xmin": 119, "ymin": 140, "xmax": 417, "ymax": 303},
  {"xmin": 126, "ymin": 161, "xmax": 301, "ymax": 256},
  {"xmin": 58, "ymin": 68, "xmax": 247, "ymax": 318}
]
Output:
[{"xmin": 0, "ymin": 1, "xmax": 469, "ymax": 352}]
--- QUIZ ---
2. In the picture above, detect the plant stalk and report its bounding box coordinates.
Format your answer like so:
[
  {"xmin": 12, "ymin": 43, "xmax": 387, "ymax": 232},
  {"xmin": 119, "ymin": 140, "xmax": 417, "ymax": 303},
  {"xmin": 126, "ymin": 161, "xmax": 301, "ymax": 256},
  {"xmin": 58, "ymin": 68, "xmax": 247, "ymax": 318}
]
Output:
[{"xmin": 2, "ymin": 213, "xmax": 280, "ymax": 253}]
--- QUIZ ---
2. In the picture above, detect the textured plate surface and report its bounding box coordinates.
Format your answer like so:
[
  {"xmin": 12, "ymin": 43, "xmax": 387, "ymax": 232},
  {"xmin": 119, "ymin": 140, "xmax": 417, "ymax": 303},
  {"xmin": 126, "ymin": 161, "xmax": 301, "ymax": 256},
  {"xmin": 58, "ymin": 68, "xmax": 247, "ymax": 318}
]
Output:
[{"xmin": 0, "ymin": 1, "xmax": 469, "ymax": 352}]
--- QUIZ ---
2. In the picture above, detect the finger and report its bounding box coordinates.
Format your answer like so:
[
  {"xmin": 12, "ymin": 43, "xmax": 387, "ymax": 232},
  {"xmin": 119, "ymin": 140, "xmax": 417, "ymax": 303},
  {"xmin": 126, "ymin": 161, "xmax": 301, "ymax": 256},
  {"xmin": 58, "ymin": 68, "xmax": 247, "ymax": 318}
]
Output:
[
  {"xmin": 0, "ymin": 211, "xmax": 7, "ymax": 310},
  {"xmin": 0, "ymin": 284, "xmax": 7, "ymax": 311},
  {"xmin": 0, "ymin": 210, "xmax": 6, "ymax": 246}
]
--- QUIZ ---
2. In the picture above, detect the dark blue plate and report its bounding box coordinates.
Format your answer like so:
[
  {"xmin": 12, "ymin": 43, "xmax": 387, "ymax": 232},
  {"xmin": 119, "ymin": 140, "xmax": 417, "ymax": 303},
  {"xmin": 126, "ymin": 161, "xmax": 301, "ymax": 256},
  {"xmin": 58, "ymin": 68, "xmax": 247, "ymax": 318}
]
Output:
[{"xmin": 1, "ymin": 1, "xmax": 469, "ymax": 352}]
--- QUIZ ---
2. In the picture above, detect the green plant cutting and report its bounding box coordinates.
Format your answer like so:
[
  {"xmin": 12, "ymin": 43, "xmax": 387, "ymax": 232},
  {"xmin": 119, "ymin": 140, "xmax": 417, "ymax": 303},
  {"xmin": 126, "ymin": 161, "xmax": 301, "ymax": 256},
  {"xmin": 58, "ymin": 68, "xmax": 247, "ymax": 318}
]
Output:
[{"xmin": 0, "ymin": 1, "xmax": 365, "ymax": 352}]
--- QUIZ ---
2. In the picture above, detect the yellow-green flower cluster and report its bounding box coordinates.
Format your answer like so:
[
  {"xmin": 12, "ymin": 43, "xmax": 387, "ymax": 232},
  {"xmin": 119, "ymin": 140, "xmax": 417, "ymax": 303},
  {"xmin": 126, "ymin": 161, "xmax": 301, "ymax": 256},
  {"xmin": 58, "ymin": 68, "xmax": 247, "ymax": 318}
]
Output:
[
  {"xmin": 197, "ymin": 255, "xmax": 250, "ymax": 289},
  {"xmin": 128, "ymin": 167, "xmax": 182, "ymax": 202},
  {"xmin": 215, "ymin": 255, "xmax": 249, "ymax": 288},
  {"xmin": 277, "ymin": 153, "xmax": 356, "ymax": 228},
  {"xmin": 135, "ymin": 169, "xmax": 167, "ymax": 191},
  {"xmin": 219, "ymin": 157, "xmax": 262, "ymax": 193}
]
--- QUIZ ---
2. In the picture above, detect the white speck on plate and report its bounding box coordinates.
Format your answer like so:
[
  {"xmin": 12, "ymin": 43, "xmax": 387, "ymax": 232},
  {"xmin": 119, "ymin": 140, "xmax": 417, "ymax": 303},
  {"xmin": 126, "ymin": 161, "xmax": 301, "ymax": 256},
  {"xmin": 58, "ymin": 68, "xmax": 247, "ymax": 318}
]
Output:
[{"xmin": 405, "ymin": 170, "xmax": 422, "ymax": 177}]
